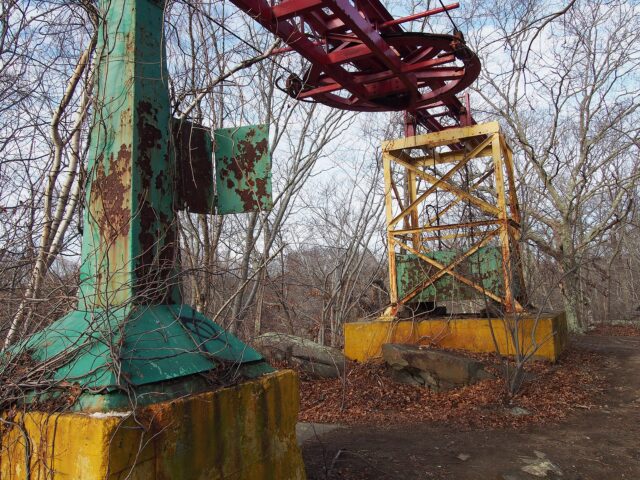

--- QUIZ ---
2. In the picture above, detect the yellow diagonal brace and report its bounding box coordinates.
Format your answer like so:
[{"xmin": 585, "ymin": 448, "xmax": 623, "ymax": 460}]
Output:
[
  {"xmin": 388, "ymin": 150, "xmax": 502, "ymax": 218},
  {"xmin": 426, "ymin": 167, "xmax": 495, "ymax": 227}
]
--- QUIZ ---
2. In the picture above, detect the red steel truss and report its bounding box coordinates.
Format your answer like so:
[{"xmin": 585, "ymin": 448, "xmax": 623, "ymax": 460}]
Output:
[{"xmin": 229, "ymin": 0, "xmax": 480, "ymax": 133}]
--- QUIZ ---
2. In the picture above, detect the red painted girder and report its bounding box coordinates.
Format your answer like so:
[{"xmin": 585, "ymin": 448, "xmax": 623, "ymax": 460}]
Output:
[
  {"xmin": 327, "ymin": 43, "xmax": 372, "ymax": 64},
  {"xmin": 230, "ymin": 0, "xmax": 420, "ymax": 103},
  {"xmin": 379, "ymin": 3, "xmax": 460, "ymax": 28},
  {"xmin": 230, "ymin": 0, "xmax": 480, "ymax": 133},
  {"xmin": 300, "ymin": 33, "xmax": 480, "ymax": 111},
  {"xmin": 229, "ymin": 0, "xmax": 370, "ymax": 99},
  {"xmin": 298, "ymin": 62, "xmax": 458, "ymax": 99},
  {"xmin": 272, "ymin": 0, "xmax": 324, "ymax": 19},
  {"xmin": 356, "ymin": 0, "xmax": 398, "ymax": 28},
  {"xmin": 403, "ymin": 54, "xmax": 456, "ymax": 73},
  {"xmin": 322, "ymin": 0, "xmax": 416, "ymax": 96}
]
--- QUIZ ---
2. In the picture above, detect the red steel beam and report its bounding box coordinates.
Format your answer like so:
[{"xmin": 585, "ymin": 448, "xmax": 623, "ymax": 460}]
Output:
[
  {"xmin": 272, "ymin": 0, "xmax": 324, "ymax": 19},
  {"xmin": 229, "ymin": 0, "xmax": 370, "ymax": 99},
  {"xmin": 230, "ymin": 0, "xmax": 480, "ymax": 134},
  {"xmin": 379, "ymin": 3, "xmax": 460, "ymax": 29}
]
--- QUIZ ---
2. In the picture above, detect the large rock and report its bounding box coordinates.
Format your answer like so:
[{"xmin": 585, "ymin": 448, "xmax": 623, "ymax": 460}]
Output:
[
  {"xmin": 382, "ymin": 343, "xmax": 492, "ymax": 391},
  {"xmin": 254, "ymin": 332, "xmax": 345, "ymax": 378}
]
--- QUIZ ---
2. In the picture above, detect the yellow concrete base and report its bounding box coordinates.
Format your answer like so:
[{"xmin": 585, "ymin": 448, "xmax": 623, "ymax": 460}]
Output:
[
  {"xmin": 0, "ymin": 370, "xmax": 306, "ymax": 479},
  {"xmin": 344, "ymin": 312, "xmax": 567, "ymax": 362}
]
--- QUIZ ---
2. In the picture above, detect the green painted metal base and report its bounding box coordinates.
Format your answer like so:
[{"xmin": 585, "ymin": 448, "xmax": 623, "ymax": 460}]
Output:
[
  {"xmin": 396, "ymin": 247, "xmax": 523, "ymax": 303},
  {"xmin": 11, "ymin": 305, "xmax": 273, "ymax": 411}
]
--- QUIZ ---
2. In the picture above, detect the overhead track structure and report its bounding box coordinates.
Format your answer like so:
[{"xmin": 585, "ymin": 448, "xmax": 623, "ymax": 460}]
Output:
[
  {"xmin": 229, "ymin": 0, "xmax": 529, "ymax": 316},
  {"xmin": 229, "ymin": 0, "xmax": 480, "ymax": 133}
]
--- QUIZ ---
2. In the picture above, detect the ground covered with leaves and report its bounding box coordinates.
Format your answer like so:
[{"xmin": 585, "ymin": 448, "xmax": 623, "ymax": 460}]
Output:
[
  {"xmin": 296, "ymin": 347, "xmax": 605, "ymax": 429},
  {"xmin": 302, "ymin": 335, "xmax": 640, "ymax": 480},
  {"xmin": 589, "ymin": 323, "xmax": 640, "ymax": 337}
]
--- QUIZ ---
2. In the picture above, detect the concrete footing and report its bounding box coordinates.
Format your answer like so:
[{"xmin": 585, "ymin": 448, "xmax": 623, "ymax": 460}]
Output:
[
  {"xmin": 0, "ymin": 370, "xmax": 306, "ymax": 479},
  {"xmin": 344, "ymin": 312, "xmax": 568, "ymax": 363}
]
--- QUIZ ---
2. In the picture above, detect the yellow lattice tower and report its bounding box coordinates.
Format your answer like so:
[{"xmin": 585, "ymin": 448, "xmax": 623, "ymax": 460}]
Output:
[{"xmin": 382, "ymin": 121, "xmax": 528, "ymax": 315}]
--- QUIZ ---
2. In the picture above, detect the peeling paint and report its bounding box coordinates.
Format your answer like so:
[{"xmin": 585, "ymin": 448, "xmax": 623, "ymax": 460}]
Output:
[
  {"xmin": 78, "ymin": 0, "xmax": 180, "ymax": 308},
  {"xmin": 344, "ymin": 313, "xmax": 568, "ymax": 362},
  {"xmin": 215, "ymin": 124, "xmax": 272, "ymax": 214},
  {"xmin": 91, "ymin": 146, "xmax": 132, "ymax": 239},
  {"xmin": 1, "ymin": 371, "xmax": 306, "ymax": 479},
  {"xmin": 396, "ymin": 247, "xmax": 523, "ymax": 303}
]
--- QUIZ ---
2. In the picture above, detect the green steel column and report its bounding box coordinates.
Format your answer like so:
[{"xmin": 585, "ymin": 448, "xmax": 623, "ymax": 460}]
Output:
[
  {"xmin": 5, "ymin": 0, "xmax": 271, "ymax": 411},
  {"xmin": 79, "ymin": 0, "xmax": 180, "ymax": 309}
]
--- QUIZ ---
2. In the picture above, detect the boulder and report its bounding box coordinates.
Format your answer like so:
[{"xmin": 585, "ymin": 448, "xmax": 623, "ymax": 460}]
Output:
[
  {"xmin": 254, "ymin": 332, "xmax": 345, "ymax": 378},
  {"xmin": 382, "ymin": 343, "xmax": 492, "ymax": 391}
]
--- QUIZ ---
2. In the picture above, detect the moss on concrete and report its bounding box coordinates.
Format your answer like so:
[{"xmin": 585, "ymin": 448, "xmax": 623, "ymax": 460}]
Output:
[{"xmin": 0, "ymin": 370, "xmax": 306, "ymax": 479}]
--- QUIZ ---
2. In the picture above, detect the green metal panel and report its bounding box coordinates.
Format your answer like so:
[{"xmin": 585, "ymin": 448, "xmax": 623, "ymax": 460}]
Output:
[
  {"xmin": 215, "ymin": 124, "xmax": 273, "ymax": 214},
  {"xmin": 396, "ymin": 246, "xmax": 507, "ymax": 303},
  {"xmin": 19, "ymin": 305, "xmax": 265, "ymax": 391},
  {"xmin": 2, "ymin": 0, "xmax": 274, "ymax": 412},
  {"xmin": 175, "ymin": 121, "xmax": 274, "ymax": 215}
]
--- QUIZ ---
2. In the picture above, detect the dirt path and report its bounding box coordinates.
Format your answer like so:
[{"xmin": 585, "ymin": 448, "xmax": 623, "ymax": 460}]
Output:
[{"xmin": 301, "ymin": 335, "xmax": 640, "ymax": 479}]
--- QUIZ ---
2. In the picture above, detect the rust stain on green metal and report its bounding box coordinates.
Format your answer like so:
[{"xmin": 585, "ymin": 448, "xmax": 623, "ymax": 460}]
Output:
[
  {"xmin": 79, "ymin": 0, "xmax": 179, "ymax": 308},
  {"xmin": 174, "ymin": 120, "xmax": 215, "ymax": 214},
  {"xmin": 215, "ymin": 125, "xmax": 273, "ymax": 214}
]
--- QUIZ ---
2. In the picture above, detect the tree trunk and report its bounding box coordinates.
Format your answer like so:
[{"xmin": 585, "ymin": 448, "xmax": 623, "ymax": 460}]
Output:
[
  {"xmin": 560, "ymin": 257, "xmax": 585, "ymax": 333},
  {"xmin": 230, "ymin": 212, "xmax": 258, "ymax": 334}
]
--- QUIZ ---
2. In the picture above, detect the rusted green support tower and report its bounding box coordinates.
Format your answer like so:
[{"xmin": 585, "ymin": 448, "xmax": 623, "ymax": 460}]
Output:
[
  {"xmin": 14, "ymin": 0, "xmax": 273, "ymax": 411},
  {"xmin": 79, "ymin": 0, "xmax": 180, "ymax": 309}
]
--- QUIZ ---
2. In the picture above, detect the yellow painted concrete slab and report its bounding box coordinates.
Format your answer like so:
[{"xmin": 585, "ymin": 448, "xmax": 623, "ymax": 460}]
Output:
[
  {"xmin": 0, "ymin": 370, "xmax": 306, "ymax": 480},
  {"xmin": 344, "ymin": 312, "xmax": 567, "ymax": 362}
]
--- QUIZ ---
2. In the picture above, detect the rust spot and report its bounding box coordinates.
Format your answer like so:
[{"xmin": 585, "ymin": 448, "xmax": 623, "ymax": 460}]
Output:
[
  {"xmin": 129, "ymin": 100, "xmax": 179, "ymax": 303},
  {"xmin": 133, "ymin": 200, "xmax": 175, "ymax": 304},
  {"xmin": 136, "ymin": 100, "xmax": 162, "ymax": 191},
  {"xmin": 118, "ymin": 143, "xmax": 132, "ymax": 163},
  {"xmin": 91, "ymin": 145, "xmax": 132, "ymax": 239},
  {"xmin": 155, "ymin": 169, "xmax": 165, "ymax": 192},
  {"xmin": 255, "ymin": 177, "xmax": 269, "ymax": 200}
]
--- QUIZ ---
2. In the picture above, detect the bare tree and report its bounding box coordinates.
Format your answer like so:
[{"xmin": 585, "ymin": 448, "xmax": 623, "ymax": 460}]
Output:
[
  {"xmin": 469, "ymin": 0, "xmax": 640, "ymax": 331},
  {"xmin": 1, "ymin": 2, "xmax": 96, "ymax": 345}
]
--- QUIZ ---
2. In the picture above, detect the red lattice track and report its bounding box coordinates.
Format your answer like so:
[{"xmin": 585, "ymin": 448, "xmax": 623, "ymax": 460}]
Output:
[{"xmin": 230, "ymin": 0, "xmax": 481, "ymax": 133}]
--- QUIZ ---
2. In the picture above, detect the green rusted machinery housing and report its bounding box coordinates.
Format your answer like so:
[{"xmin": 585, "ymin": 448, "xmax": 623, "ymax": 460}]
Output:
[
  {"xmin": 396, "ymin": 246, "xmax": 523, "ymax": 306},
  {"xmin": 5, "ymin": 0, "xmax": 274, "ymax": 412}
]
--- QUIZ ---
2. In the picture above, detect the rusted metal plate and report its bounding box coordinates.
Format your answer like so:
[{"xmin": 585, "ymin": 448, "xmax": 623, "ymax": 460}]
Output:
[
  {"xmin": 174, "ymin": 120, "xmax": 215, "ymax": 214},
  {"xmin": 214, "ymin": 124, "xmax": 272, "ymax": 214},
  {"xmin": 396, "ymin": 247, "xmax": 508, "ymax": 303}
]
